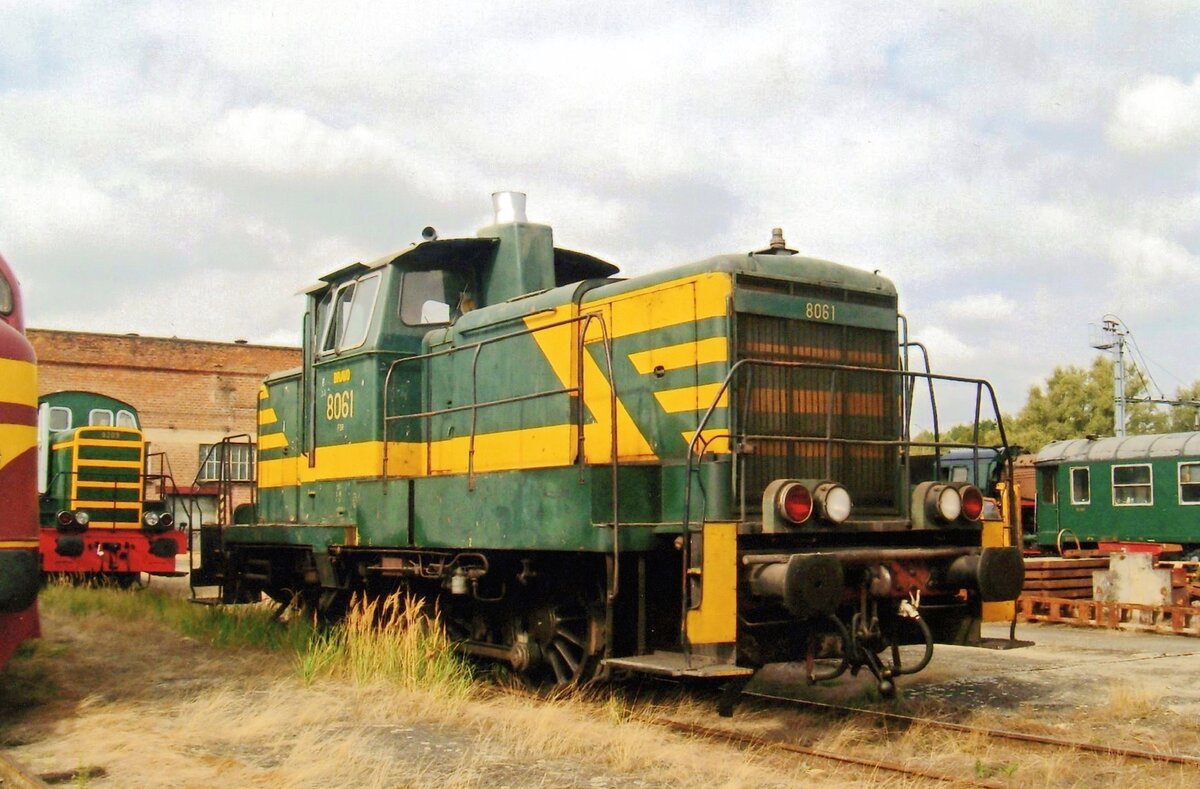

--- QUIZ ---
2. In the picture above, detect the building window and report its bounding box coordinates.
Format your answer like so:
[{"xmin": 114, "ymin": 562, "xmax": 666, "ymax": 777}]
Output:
[
  {"xmin": 1179, "ymin": 462, "xmax": 1200, "ymax": 505},
  {"xmin": 1070, "ymin": 467, "xmax": 1090, "ymax": 505},
  {"xmin": 199, "ymin": 443, "xmax": 257, "ymax": 482},
  {"xmin": 1112, "ymin": 464, "xmax": 1152, "ymax": 506}
]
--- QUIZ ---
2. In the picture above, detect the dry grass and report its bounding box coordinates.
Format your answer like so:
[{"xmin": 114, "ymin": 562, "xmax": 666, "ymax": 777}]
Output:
[
  {"xmin": 297, "ymin": 592, "xmax": 473, "ymax": 697},
  {"xmin": 8, "ymin": 585, "xmax": 1200, "ymax": 788}
]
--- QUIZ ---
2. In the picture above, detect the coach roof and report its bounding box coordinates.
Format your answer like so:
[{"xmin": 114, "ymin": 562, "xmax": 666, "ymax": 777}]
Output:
[{"xmin": 1035, "ymin": 432, "xmax": 1200, "ymax": 465}]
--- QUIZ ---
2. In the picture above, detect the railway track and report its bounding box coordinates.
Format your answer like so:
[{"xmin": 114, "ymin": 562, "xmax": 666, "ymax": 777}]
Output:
[
  {"xmin": 545, "ymin": 680, "xmax": 1200, "ymax": 787},
  {"xmin": 626, "ymin": 694, "xmax": 1200, "ymax": 786}
]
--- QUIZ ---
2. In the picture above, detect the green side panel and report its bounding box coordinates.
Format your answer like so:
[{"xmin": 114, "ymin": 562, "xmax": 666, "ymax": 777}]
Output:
[
  {"xmin": 1036, "ymin": 459, "xmax": 1200, "ymax": 546},
  {"xmin": 411, "ymin": 467, "xmax": 656, "ymax": 552},
  {"xmin": 351, "ymin": 479, "xmax": 411, "ymax": 546},
  {"xmin": 222, "ymin": 524, "xmax": 354, "ymax": 552},
  {"xmin": 588, "ymin": 459, "xmax": 733, "ymax": 525}
]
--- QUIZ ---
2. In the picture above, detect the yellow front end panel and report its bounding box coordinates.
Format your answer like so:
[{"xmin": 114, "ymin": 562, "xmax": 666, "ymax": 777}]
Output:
[{"xmin": 685, "ymin": 521, "xmax": 738, "ymax": 645}]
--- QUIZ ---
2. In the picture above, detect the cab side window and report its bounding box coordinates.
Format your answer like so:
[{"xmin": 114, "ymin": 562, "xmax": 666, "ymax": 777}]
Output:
[
  {"xmin": 400, "ymin": 270, "xmax": 469, "ymax": 325},
  {"xmin": 48, "ymin": 407, "xmax": 72, "ymax": 431},
  {"xmin": 321, "ymin": 272, "xmax": 382, "ymax": 353}
]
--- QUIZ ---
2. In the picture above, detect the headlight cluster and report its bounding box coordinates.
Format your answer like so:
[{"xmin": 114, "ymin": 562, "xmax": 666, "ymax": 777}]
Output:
[
  {"xmin": 763, "ymin": 479, "xmax": 854, "ymax": 531},
  {"xmin": 913, "ymin": 482, "xmax": 985, "ymax": 526},
  {"xmin": 142, "ymin": 511, "xmax": 174, "ymax": 532},
  {"xmin": 55, "ymin": 510, "xmax": 90, "ymax": 532}
]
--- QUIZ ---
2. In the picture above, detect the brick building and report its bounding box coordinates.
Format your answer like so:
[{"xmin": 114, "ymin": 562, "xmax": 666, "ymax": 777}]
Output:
[{"xmin": 28, "ymin": 329, "xmax": 300, "ymax": 526}]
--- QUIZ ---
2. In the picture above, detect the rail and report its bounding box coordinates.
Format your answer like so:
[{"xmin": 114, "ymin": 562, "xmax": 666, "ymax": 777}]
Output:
[{"xmin": 380, "ymin": 311, "xmax": 624, "ymax": 600}]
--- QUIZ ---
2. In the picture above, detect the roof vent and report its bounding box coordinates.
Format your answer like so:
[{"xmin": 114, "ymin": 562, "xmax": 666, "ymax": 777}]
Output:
[{"xmin": 492, "ymin": 191, "xmax": 527, "ymax": 224}]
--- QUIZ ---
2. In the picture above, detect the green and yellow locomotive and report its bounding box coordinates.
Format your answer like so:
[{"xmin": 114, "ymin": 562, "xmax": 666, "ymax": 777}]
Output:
[
  {"xmin": 201, "ymin": 193, "xmax": 1023, "ymax": 695},
  {"xmin": 38, "ymin": 391, "xmax": 184, "ymax": 584}
]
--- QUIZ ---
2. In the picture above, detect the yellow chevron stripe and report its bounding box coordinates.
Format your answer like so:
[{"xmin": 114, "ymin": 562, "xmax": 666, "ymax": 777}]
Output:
[
  {"xmin": 587, "ymin": 272, "xmax": 731, "ymax": 340},
  {"xmin": 259, "ymin": 386, "xmax": 269, "ymax": 401},
  {"xmin": 627, "ymin": 337, "xmax": 728, "ymax": 375},
  {"xmin": 0, "ymin": 423, "xmax": 36, "ymax": 474},
  {"xmin": 76, "ymin": 460, "xmax": 142, "ymax": 469},
  {"xmin": 258, "ymin": 425, "xmax": 577, "ymax": 488},
  {"xmin": 259, "ymin": 431, "xmax": 288, "ymax": 450},
  {"xmin": 259, "ymin": 407, "xmax": 278, "ymax": 426},
  {"xmin": 0, "ymin": 358, "xmax": 36, "ymax": 406},
  {"xmin": 655, "ymin": 383, "xmax": 728, "ymax": 414}
]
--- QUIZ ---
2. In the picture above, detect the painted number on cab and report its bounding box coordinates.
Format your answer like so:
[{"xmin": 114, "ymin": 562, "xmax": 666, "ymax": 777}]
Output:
[
  {"xmin": 804, "ymin": 301, "xmax": 838, "ymax": 322},
  {"xmin": 327, "ymin": 390, "xmax": 354, "ymax": 423}
]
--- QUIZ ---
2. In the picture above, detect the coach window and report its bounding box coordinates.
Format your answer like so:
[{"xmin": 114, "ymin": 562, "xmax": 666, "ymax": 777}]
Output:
[
  {"xmin": 116, "ymin": 410, "xmax": 137, "ymax": 428},
  {"xmin": 1039, "ymin": 467, "xmax": 1057, "ymax": 504},
  {"xmin": 1112, "ymin": 463, "xmax": 1153, "ymax": 506},
  {"xmin": 1070, "ymin": 467, "xmax": 1090, "ymax": 505},
  {"xmin": 1179, "ymin": 462, "xmax": 1200, "ymax": 504},
  {"xmin": 322, "ymin": 272, "xmax": 381, "ymax": 353},
  {"xmin": 89, "ymin": 409, "xmax": 114, "ymax": 426}
]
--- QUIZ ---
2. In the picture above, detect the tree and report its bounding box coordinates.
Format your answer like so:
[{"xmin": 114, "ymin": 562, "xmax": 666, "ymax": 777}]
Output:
[{"xmin": 1007, "ymin": 356, "xmax": 1164, "ymax": 451}]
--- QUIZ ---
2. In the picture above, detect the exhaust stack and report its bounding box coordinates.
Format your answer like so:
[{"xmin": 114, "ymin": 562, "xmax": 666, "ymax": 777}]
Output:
[{"xmin": 477, "ymin": 191, "xmax": 555, "ymax": 306}]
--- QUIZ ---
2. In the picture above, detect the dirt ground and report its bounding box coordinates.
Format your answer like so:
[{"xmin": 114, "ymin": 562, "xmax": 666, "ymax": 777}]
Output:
[
  {"xmin": 0, "ymin": 596, "xmax": 834, "ymax": 788},
  {"xmin": 4, "ymin": 584, "xmax": 1200, "ymax": 788}
]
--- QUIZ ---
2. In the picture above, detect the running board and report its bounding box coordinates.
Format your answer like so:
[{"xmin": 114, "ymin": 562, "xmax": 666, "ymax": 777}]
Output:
[{"xmin": 603, "ymin": 651, "xmax": 753, "ymax": 679}]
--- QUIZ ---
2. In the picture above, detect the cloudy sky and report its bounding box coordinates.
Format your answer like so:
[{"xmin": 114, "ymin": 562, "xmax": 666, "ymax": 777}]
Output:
[{"xmin": 2, "ymin": 1, "xmax": 1198, "ymax": 424}]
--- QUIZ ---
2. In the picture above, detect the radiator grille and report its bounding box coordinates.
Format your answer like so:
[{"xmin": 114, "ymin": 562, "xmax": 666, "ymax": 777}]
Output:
[{"xmin": 735, "ymin": 313, "xmax": 900, "ymax": 512}]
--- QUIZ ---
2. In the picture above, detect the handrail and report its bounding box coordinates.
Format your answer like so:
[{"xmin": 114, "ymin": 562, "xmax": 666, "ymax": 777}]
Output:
[
  {"xmin": 679, "ymin": 356, "xmax": 1011, "ymax": 644},
  {"xmin": 379, "ymin": 311, "xmax": 623, "ymax": 600}
]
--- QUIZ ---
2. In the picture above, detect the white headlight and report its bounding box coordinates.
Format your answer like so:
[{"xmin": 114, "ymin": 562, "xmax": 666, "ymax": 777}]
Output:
[
  {"xmin": 936, "ymin": 486, "xmax": 962, "ymax": 521},
  {"xmin": 822, "ymin": 485, "xmax": 853, "ymax": 524},
  {"xmin": 143, "ymin": 511, "xmax": 160, "ymax": 528},
  {"xmin": 74, "ymin": 510, "xmax": 90, "ymax": 526}
]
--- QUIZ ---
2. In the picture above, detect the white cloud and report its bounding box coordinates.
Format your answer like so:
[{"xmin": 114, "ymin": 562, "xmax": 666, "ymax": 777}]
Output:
[{"xmin": 1107, "ymin": 74, "xmax": 1200, "ymax": 153}]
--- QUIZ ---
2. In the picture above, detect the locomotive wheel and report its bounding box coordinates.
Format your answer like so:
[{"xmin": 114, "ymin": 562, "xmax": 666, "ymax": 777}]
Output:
[{"xmin": 525, "ymin": 594, "xmax": 606, "ymax": 686}]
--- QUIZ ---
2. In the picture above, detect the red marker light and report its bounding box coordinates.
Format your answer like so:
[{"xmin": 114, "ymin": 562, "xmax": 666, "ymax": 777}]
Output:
[{"xmin": 779, "ymin": 483, "xmax": 813, "ymax": 524}]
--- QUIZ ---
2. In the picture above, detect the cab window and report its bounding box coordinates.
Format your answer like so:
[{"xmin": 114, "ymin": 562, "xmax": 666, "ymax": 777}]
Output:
[
  {"xmin": 400, "ymin": 270, "xmax": 468, "ymax": 325},
  {"xmin": 116, "ymin": 410, "xmax": 137, "ymax": 428},
  {"xmin": 48, "ymin": 407, "xmax": 71, "ymax": 431},
  {"xmin": 322, "ymin": 272, "xmax": 381, "ymax": 353},
  {"xmin": 89, "ymin": 409, "xmax": 114, "ymax": 426}
]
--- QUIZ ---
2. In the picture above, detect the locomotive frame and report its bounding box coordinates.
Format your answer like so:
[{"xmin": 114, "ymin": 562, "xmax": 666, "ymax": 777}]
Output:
[{"xmin": 199, "ymin": 193, "xmax": 1024, "ymax": 697}]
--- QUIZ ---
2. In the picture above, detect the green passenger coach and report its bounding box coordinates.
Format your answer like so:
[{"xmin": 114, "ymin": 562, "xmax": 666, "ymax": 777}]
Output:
[
  {"xmin": 200, "ymin": 192, "xmax": 1024, "ymax": 702},
  {"xmin": 1034, "ymin": 432, "xmax": 1200, "ymax": 555}
]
